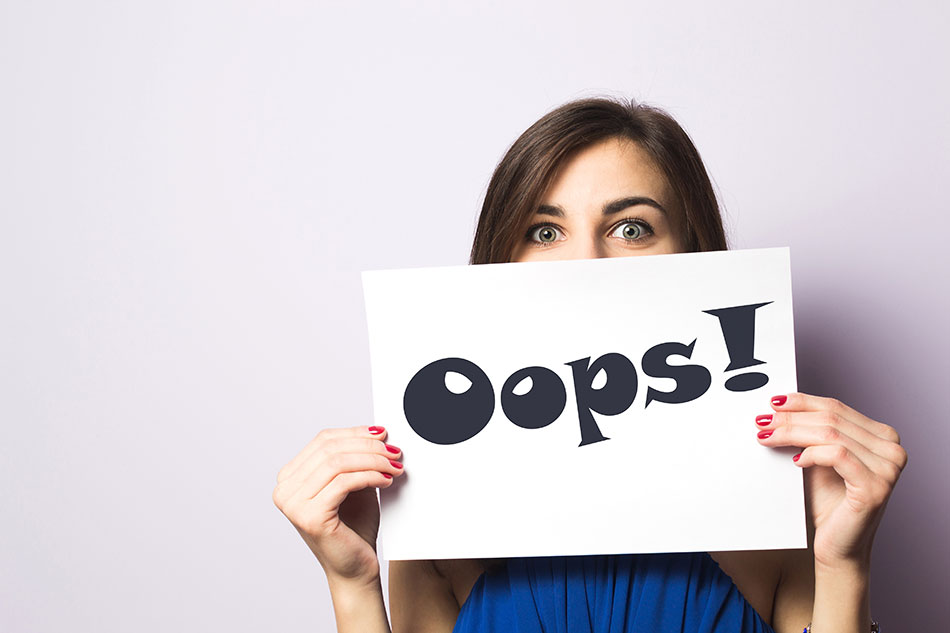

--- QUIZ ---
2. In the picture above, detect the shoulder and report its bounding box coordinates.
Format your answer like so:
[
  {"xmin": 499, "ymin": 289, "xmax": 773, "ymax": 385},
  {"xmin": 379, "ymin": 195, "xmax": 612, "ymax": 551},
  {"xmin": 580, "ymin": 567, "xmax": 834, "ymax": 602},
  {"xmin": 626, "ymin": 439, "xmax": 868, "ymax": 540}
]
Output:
[
  {"xmin": 709, "ymin": 548, "xmax": 813, "ymax": 628},
  {"xmin": 389, "ymin": 559, "xmax": 488, "ymax": 633}
]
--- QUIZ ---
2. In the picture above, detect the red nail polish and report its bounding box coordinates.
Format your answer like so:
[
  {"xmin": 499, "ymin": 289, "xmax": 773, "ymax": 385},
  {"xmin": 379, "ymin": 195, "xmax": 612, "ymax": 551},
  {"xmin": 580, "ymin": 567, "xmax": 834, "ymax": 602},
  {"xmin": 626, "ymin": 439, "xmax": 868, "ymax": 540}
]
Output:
[
  {"xmin": 390, "ymin": 460, "xmax": 403, "ymax": 469},
  {"xmin": 771, "ymin": 395, "xmax": 787, "ymax": 406},
  {"xmin": 757, "ymin": 430, "xmax": 773, "ymax": 439},
  {"xmin": 369, "ymin": 426, "xmax": 385, "ymax": 435},
  {"xmin": 382, "ymin": 473, "xmax": 393, "ymax": 479},
  {"xmin": 386, "ymin": 444, "xmax": 401, "ymax": 454},
  {"xmin": 756, "ymin": 414, "xmax": 773, "ymax": 426},
  {"xmin": 793, "ymin": 453, "xmax": 801, "ymax": 462}
]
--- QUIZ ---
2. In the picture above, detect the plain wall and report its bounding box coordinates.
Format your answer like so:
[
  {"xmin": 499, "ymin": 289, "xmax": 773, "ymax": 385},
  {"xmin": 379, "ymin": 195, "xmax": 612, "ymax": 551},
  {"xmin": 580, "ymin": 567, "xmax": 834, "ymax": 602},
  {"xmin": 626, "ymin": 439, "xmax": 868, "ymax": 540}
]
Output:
[{"xmin": 1, "ymin": 1, "xmax": 947, "ymax": 630}]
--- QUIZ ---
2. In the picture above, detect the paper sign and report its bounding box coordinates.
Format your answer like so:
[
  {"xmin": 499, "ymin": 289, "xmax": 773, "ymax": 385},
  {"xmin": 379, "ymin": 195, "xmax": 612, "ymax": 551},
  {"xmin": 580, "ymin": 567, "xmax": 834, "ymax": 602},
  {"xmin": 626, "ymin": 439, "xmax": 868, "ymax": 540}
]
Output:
[{"xmin": 361, "ymin": 247, "xmax": 804, "ymax": 560}]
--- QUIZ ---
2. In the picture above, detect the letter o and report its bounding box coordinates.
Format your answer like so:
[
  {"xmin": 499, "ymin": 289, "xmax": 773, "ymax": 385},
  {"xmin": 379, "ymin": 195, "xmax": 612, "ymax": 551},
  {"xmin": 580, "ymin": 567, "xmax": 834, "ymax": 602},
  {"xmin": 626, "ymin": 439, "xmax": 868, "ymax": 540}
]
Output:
[
  {"xmin": 501, "ymin": 366, "xmax": 567, "ymax": 430},
  {"xmin": 403, "ymin": 357, "xmax": 495, "ymax": 445}
]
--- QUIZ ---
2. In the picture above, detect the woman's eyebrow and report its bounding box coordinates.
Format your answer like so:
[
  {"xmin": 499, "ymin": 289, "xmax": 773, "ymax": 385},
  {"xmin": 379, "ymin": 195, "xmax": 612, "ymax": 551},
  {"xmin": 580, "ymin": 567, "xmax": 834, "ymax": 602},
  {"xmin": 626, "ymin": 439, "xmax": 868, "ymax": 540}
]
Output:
[
  {"xmin": 603, "ymin": 196, "xmax": 667, "ymax": 216},
  {"xmin": 536, "ymin": 196, "xmax": 667, "ymax": 217}
]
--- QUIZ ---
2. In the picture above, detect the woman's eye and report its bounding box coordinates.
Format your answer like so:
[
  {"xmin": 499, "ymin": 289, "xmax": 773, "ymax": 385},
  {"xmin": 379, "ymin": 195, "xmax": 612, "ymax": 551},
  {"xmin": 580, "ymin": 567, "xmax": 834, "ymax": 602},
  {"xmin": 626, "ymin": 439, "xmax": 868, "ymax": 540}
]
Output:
[
  {"xmin": 610, "ymin": 220, "xmax": 651, "ymax": 241},
  {"xmin": 528, "ymin": 225, "xmax": 562, "ymax": 245}
]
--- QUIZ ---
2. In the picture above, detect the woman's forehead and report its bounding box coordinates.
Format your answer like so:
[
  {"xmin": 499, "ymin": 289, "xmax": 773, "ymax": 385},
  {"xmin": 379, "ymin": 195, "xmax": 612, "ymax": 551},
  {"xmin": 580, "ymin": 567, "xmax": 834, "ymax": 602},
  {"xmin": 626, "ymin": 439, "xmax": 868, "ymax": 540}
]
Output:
[{"xmin": 539, "ymin": 137, "xmax": 674, "ymax": 213}]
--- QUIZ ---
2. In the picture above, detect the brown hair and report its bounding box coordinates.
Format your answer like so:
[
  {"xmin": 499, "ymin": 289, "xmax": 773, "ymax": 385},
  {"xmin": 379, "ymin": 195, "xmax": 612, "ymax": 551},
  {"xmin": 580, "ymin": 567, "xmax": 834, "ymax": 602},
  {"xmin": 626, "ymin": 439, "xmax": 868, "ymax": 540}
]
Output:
[{"xmin": 469, "ymin": 97, "xmax": 728, "ymax": 264}]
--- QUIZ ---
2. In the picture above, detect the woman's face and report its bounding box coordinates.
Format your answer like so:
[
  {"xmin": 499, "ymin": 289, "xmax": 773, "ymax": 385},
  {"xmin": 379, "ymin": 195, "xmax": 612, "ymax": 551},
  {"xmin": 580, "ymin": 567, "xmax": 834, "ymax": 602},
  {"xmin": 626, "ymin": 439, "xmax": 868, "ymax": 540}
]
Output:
[{"xmin": 509, "ymin": 136, "xmax": 686, "ymax": 263}]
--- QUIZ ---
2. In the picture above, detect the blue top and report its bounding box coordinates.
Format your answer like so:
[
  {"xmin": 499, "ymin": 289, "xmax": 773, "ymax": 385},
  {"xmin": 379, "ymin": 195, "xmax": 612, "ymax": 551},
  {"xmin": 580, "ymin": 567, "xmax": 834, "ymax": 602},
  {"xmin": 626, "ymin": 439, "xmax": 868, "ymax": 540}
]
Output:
[{"xmin": 452, "ymin": 552, "xmax": 775, "ymax": 633}]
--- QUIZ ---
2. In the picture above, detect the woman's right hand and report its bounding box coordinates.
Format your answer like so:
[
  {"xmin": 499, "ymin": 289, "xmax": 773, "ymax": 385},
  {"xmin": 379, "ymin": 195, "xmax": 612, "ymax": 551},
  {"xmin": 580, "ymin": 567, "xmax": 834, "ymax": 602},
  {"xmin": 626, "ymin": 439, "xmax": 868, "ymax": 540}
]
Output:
[{"xmin": 272, "ymin": 425, "xmax": 404, "ymax": 587}]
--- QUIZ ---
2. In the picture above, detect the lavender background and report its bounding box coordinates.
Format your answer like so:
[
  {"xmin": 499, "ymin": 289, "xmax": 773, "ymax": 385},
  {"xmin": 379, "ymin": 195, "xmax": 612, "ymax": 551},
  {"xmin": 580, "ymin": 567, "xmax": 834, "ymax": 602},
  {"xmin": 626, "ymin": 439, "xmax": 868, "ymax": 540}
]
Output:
[{"xmin": 1, "ymin": 1, "xmax": 947, "ymax": 631}]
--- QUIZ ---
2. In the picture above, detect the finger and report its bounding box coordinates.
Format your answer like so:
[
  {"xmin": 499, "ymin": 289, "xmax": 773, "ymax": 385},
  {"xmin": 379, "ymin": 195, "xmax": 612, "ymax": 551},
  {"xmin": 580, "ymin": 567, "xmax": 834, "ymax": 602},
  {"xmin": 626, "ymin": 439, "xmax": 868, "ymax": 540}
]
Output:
[
  {"xmin": 313, "ymin": 469, "xmax": 397, "ymax": 514},
  {"xmin": 756, "ymin": 421, "xmax": 881, "ymax": 472},
  {"xmin": 793, "ymin": 445, "xmax": 894, "ymax": 509},
  {"xmin": 280, "ymin": 452, "xmax": 403, "ymax": 507},
  {"xmin": 277, "ymin": 425, "xmax": 388, "ymax": 484},
  {"xmin": 758, "ymin": 421, "xmax": 905, "ymax": 486},
  {"xmin": 296, "ymin": 452, "xmax": 404, "ymax": 503},
  {"xmin": 755, "ymin": 410, "xmax": 907, "ymax": 469},
  {"xmin": 281, "ymin": 436, "xmax": 402, "ymax": 495},
  {"xmin": 769, "ymin": 392, "xmax": 900, "ymax": 444}
]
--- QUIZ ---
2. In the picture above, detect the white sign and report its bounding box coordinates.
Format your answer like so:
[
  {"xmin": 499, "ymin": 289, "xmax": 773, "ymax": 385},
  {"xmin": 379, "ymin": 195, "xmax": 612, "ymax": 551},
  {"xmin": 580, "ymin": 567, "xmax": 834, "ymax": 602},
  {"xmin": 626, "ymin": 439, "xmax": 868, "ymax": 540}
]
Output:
[{"xmin": 361, "ymin": 247, "xmax": 805, "ymax": 560}]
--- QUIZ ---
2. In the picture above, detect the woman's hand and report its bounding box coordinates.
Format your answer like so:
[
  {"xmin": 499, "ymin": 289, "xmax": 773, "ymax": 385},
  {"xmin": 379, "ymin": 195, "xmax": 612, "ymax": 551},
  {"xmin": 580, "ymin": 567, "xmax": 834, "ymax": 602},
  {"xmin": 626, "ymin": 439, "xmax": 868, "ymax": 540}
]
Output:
[
  {"xmin": 272, "ymin": 425, "xmax": 405, "ymax": 587},
  {"xmin": 754, "ymin": 392, "xmax": 907, "ymax": 570}
]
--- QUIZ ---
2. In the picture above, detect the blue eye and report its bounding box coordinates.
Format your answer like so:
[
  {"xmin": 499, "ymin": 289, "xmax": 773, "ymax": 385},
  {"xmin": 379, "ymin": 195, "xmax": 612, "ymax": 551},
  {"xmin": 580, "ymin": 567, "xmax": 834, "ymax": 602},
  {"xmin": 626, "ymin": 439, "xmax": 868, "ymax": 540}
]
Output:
[
  {"xmin": 527, "ymin": 224, "xmax": 562, "ymax": 245},
  {"xmin": 610, "ymin": 220, "xmax": 651, "ymax": 241},
  {"xmin": 524, "ymin": 218, "xmax": 654, "ymax": 248}
]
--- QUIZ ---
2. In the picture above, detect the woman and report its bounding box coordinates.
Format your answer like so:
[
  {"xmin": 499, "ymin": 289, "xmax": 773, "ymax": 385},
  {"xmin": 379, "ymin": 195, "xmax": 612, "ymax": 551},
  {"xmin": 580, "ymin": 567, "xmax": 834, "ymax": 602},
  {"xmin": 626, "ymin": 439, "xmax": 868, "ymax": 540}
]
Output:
[{"xmin": 272, "ymin": 97, "xmax": 906, "ymax": 633}]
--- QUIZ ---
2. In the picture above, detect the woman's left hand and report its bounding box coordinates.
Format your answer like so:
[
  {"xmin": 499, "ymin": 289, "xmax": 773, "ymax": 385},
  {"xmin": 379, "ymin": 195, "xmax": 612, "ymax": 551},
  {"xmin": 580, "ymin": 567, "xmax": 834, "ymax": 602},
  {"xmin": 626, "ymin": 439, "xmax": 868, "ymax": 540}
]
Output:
[{"xmin": 754, "ymin": 391, "xmax": 908, "ymax": 571}]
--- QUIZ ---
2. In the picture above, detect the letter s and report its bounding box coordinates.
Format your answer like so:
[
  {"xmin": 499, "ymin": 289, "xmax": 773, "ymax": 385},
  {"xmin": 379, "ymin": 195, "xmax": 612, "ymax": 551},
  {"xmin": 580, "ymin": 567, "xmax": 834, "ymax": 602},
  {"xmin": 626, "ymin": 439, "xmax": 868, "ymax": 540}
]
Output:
[{"xmin": 641, "ymin": 339, "xmax": 712, "ymax": 407}]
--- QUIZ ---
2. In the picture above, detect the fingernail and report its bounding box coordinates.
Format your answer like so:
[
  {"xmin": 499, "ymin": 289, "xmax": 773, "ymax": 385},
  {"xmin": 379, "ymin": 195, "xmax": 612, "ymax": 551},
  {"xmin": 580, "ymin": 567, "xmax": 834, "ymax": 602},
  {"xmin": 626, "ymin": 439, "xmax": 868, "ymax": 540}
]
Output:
[
  {"xmin": 771, "ymin": 395, "xmax": 787, "ymax": 406},
  {"xmin": 382, "ymin": 473, "xmax": 393, "ymax": 479},
  {"xmin": 369, "ymin": 426, "xmax": 385, "ymax": 435},
  {"xmin": 757, "ymin": 430, "xmax": 773, "ymax": 439},
  {"xmin": 756, "ymin": 414, "xmax": 773, "ymax": 426},
  {"xmin": 390, "ymin": 460, "xmax": 403, "ymax": 469},
  {"xmin": 793, "ymin": 452, "xmax": 801, "ymax": 462},
  {"xmin": 385, "ymin": 444, "xmax": 401, "ymax": 454}
]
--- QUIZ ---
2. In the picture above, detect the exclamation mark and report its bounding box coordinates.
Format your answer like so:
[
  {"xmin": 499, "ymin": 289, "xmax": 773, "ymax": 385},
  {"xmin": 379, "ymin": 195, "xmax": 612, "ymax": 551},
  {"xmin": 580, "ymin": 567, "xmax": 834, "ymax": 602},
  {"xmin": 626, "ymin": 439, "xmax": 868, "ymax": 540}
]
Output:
[{"xmin": 702, "ymin": 302, "xmax": 773, "ymax": 392}]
